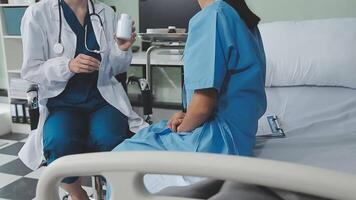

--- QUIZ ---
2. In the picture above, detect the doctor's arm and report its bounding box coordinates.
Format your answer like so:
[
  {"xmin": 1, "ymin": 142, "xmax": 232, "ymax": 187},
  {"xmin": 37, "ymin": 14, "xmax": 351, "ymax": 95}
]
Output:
[
  {"xmin": 108, "ymin": 15, "xmax": 136, "ymax": 76},
  {"xmin": 176, "ymin": 89, "xmax": 217, "ymax": 133},
  {"xmin": 20, "ymin": 9, "xmax": 74, "ymax": 86}
]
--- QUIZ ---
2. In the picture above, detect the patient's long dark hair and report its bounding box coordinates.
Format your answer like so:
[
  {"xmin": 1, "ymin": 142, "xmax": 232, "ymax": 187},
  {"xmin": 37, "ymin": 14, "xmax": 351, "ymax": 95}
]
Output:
[{"xmin": 223, "ymin": 0, "xmax": 261, "ymax": 29}]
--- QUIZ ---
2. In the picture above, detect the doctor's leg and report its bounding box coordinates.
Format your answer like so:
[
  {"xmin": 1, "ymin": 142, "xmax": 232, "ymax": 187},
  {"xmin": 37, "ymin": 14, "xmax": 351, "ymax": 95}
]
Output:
[
  {"xmin": 43, "ymin": 110, "xmax": 90, "ymax": 200},
  {"xmin": 87, "ymin": 104, "xmax": 129, "ymax": 152}
]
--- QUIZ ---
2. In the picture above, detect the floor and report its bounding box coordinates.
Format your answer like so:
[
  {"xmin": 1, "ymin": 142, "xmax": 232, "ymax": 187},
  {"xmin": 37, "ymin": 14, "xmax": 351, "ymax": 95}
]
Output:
[{"xmin": 0, "ymin": 133, "xmax": 94, "ymax": 200}]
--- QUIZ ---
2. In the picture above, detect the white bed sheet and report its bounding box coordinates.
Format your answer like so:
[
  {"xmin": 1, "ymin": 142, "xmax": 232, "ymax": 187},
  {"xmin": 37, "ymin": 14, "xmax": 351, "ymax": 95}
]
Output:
[{"xmin": 255, "ymin": 86, "xmax": 356, "ymax": 175}]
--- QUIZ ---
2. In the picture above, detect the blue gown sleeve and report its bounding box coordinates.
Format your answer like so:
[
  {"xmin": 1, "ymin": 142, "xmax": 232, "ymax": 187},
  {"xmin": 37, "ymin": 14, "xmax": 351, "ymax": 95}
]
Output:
[{"xmin": 183, "ymin": 9, "xmax": 232, "ymax": 92}]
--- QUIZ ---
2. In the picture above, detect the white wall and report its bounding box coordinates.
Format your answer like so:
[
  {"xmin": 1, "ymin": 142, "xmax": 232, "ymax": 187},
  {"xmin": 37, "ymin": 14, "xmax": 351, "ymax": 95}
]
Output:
[
  {"xmin": 1, "ymin": 0, "xmax": 356, "ymax": 90},
  {"xmin": 101, "ymin": 0, "xmax": 356, "ymax": 24}
]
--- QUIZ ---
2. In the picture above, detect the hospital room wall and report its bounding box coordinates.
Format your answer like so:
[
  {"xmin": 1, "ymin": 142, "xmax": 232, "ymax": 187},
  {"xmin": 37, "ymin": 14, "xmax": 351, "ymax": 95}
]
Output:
[
  {"xmin": 1, "ymin": 0, "xmax": 356, "ymax": 90},
  {"xmin": 100, "ymin": 0, "xmax": 356, "ymax": 25},
  {"xmin": 98, "ymin": 0, "xmax": 356, "ymax": 55},
  {"xmin": 100, "ymin": 0, "xmax": 140, "ymax": 46},
  {"xmin": 247, "ymin": 0, "xmax": 356, "ymax": 22},
  {"xmin": 100, "ymin": 0, "xmax": 139, "ymax": 25}
]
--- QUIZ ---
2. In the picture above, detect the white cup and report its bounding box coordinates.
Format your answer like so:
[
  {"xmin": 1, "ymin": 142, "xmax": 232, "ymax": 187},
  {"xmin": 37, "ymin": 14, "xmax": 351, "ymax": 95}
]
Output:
[{"xmin": 116, "ymin": 14, "xmax": 132, "ymax": 40}]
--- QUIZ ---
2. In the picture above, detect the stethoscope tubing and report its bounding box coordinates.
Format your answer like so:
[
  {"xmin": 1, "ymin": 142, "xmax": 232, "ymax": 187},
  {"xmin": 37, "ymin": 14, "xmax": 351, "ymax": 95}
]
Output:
[{"xmin": 54, "ymin": 0, "xmax": 106, "ymax": 55}]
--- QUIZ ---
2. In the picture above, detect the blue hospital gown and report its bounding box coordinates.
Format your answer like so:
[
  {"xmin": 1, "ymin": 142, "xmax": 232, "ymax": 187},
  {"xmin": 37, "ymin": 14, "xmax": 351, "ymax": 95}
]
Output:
[{"xmin": 113, "ymin": 0, "xmax": 266, "ymax": 157}]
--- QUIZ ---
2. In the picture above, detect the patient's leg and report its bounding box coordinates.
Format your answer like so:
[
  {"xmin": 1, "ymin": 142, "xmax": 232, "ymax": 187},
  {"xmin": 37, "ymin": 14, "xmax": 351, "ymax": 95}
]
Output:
[{"xmin": 112, "ymin": 121, "xmax": 170, "ymax": 152}]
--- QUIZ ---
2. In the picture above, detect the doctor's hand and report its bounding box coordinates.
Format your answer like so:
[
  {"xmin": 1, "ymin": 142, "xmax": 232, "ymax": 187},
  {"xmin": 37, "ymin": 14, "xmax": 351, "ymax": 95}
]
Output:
[
  {"xmin": 116, "ymin": 21, "xmax": 137, "ymax": 51},
  {"xmin": 167, "ymin": 111, "xmax": 186, "ymax": 132},
  {"xmin": 69, "ymin": 54, "xmax": 101, "ymax": 73}
]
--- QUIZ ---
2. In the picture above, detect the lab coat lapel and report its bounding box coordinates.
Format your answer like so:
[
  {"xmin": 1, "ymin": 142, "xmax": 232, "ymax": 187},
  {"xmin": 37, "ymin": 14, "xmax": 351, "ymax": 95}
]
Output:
[
  {"xmin": 50, "ymin": 0, "xmax": 105, "ymax": 35},
  {"xmin": 88, "ymin": 0, "xmax": 105, "ymax": 16},
  {"xmin": 50, "ymin": 0, "xmax": 74, "ymax": 34}
]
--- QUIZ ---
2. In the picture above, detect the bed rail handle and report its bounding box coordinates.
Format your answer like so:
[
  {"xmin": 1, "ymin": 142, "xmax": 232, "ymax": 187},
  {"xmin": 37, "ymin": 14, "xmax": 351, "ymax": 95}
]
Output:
[{"xmin": 36, "ymin": 152, "xmax": 356, "ymax": 200}]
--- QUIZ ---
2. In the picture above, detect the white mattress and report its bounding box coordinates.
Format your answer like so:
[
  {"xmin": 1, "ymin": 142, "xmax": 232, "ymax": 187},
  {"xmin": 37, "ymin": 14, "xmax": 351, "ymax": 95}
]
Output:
[
  {"xmin": 255, "ymin": 86, "xmax": 356, "ymax": 175},
  {"xmin": 146, "ymin": 86, "xmax": 356, "ymax": 193}
]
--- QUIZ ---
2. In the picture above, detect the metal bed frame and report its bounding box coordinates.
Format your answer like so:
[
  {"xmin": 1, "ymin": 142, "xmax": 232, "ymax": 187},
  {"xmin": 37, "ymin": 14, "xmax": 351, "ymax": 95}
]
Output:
[{"xmin": 36, "ymin": 152, "xmax": 356, "ymax": 200}]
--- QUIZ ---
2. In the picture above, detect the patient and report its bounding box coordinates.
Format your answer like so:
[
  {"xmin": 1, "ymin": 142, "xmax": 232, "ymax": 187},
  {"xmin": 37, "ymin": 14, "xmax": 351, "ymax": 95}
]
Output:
[
  {"xmin": 106, "ymin": 0, "xmax": 267, "ymax": 197},
  {"xmin": 114, "ymin": 0, "xmax": 266, "ymax": 157},
  {"xmin": 109, "ymin": 0, "xmax": 266, "ymax": 194}
]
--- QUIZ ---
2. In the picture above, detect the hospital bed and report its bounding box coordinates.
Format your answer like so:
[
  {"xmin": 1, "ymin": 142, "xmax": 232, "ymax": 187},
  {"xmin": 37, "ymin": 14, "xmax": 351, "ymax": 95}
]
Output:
[{"xmin": 36, "ymin": 17, "xmax": 356, "ymax": 199}]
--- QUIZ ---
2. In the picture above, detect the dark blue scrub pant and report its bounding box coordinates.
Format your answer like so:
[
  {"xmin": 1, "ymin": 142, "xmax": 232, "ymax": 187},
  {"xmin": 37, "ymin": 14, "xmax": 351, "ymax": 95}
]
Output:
[{"xmin": 43, "ymin": 104, "xmax": 129, "ymax": 184}]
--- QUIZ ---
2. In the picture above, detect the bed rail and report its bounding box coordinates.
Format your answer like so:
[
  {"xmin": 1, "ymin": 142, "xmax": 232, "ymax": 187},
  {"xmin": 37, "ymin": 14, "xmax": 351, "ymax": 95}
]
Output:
[{"xmin": 36, "ymin": 152, "xmax": 356, "ymax": 200}]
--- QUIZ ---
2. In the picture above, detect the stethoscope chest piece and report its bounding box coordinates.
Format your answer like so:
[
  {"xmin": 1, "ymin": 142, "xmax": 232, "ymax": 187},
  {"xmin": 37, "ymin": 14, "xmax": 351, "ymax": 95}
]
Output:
[{"xmin": 53, "ymin": 42, "xmax": 64, "ymax": 55}]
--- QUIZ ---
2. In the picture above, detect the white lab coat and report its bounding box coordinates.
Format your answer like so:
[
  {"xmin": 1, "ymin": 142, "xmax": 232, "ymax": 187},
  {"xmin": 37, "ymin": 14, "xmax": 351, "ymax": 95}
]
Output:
[{"xmin": 19, "ymin": 0, "xmax": 148, "ymax": 170}]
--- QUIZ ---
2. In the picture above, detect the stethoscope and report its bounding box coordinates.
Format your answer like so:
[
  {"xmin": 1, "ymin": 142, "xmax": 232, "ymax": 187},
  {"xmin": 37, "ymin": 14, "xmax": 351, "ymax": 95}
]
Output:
[{"xmin": 53, "ymin": 0, "xmax": 107, "ymax": 55}]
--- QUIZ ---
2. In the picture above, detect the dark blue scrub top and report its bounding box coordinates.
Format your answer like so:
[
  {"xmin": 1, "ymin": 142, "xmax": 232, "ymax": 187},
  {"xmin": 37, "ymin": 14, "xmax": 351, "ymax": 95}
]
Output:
[{"xmin": 47, "ymin": 0, "xmax": 105, "ymax": 111}]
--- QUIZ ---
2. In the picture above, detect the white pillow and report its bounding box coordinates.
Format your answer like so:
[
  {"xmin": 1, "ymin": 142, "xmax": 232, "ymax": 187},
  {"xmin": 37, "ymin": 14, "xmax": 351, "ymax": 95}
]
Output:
[{"xmin": 259, "ymin": 18, "xmax": 356, "ymax": 89}]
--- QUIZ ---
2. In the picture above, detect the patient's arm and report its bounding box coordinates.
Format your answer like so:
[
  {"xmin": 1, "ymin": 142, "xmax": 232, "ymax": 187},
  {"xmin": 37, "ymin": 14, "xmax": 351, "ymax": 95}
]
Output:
[{"xmin": 177, "ymin": 89, "xmax": 217, "ymax": 133}]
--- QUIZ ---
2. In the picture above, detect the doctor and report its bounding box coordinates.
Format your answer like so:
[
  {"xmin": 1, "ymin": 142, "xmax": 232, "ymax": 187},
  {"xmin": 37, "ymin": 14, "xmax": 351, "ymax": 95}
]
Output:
[{"xmin": 19, "ymin": 0, "xmax": 147, "ymax": 199}]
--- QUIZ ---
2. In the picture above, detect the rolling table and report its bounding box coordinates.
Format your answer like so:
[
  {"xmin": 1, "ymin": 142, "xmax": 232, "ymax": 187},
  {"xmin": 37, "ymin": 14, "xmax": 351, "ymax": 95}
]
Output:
[{"xmin": 138, "ymin": 33, "xmax": 187, "ymax": 86}]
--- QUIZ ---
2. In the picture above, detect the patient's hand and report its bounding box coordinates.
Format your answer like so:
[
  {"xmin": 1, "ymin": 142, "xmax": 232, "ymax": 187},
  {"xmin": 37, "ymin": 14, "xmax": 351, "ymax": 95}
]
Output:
[
  {"xmin": 167, "ymin": 111, "xmax": 186, "ymax": 132},
  {"xmin": 176, "ymin": 89, "xmax": 217, "ymax": 133}
]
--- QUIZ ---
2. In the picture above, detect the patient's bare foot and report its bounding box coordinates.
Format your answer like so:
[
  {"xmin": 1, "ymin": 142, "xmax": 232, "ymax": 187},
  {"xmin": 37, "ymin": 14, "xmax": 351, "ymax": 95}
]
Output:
[
  {"xmin": 62, "ymin": 179, "xmax": 90, "ymax": 200},
  {"xmin": 70, "ymin": 190, "xmax": 90, "ymax": 200}
]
